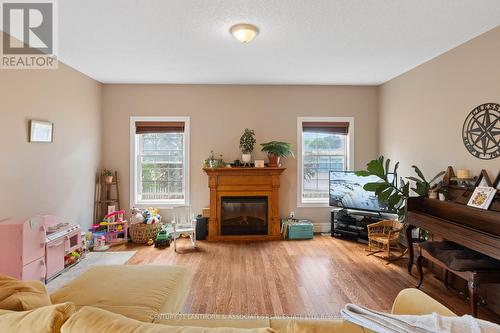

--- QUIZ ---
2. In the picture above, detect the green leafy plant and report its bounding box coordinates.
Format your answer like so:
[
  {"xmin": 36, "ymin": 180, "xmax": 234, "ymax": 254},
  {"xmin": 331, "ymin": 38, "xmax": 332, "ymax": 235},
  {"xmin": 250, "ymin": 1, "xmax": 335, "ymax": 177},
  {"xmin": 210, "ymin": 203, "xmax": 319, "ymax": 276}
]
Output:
[
  {"xmin": 239, "ymin": 129, "xmax": 256, "ymax": 154},
  {"xmin": 260, "ymin": 141, "xmax": 294, "ymax": 158},
  {"xmin": 405, "ymin": 166, "xmax": 445, "ymax": 196},
  {"xmin": 103, "ymin": 169, "xmax": 113, "ymax": 177},
  {"xmin": 356, "ymin": 157, "xmax": 446, "ymax": 222},
  {"xmin": 355, "ymin": 157, "xmax": 409, "ymax": 221}
]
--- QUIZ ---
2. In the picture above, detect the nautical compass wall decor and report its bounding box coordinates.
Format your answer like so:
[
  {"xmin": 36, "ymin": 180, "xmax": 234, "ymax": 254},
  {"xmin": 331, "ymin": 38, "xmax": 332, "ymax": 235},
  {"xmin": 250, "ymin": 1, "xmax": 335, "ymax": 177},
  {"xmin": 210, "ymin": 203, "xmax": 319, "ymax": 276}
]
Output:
[{"xmin": 462, "ymin": 103, "xmax": 500, "ymax": 160}]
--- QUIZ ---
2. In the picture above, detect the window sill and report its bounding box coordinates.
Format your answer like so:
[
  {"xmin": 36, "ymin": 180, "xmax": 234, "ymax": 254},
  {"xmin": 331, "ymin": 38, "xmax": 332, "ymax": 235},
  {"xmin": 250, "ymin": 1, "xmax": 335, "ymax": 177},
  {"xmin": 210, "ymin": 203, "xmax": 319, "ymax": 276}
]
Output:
[
  {"xmin": 133, "ymin": 200, "xmax": 188, "ymax": 209},
  {"xmin": 297, "ymin": 202, "xmax": 330, "ymax": 208}
]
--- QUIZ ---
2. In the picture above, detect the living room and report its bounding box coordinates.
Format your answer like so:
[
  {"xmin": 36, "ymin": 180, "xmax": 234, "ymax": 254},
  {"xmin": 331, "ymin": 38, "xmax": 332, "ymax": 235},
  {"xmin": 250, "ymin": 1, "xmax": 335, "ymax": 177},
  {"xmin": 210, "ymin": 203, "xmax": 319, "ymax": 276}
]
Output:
[{"xmin": 1, "ymin": 1, "xmax": 499, "ymax": 332}]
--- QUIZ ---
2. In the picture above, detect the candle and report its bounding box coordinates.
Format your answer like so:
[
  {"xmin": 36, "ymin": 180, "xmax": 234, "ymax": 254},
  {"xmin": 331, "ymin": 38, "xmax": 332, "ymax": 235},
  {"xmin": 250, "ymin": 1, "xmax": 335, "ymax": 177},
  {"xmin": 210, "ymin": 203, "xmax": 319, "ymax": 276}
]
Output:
[{"xmin": 457, "ymin": 169, "xmax": 470, "ymax": 179}]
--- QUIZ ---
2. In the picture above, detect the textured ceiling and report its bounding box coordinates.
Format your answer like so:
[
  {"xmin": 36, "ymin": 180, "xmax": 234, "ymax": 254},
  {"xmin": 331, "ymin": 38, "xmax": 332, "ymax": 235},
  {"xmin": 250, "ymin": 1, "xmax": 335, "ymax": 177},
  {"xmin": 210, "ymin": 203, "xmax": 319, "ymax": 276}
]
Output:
[{"xmin": 57, "ymin": 0, "xmax": 500, "ymax": 84}]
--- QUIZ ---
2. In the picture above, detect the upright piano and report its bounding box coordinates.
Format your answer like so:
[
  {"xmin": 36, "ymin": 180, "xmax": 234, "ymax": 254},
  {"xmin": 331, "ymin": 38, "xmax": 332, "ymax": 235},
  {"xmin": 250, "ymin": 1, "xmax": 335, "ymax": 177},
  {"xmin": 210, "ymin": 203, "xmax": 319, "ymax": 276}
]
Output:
[{"xmin": 405, "ymin": 196, "xmax": 500, "ymax": 274}]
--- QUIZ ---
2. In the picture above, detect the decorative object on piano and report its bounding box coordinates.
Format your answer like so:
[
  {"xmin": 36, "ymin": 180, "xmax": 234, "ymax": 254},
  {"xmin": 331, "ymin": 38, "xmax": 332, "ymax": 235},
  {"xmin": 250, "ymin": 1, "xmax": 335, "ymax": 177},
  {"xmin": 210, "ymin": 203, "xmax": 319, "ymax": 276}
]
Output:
[
  {"xmin": 467, "ymin": 186, "xmax": 497, "ymax": 210},
  {"xmin": 462, "ymin": 102, "xmax": 499, "ymax": 160},
  {"xmin": 260, "ymin": 141, "xmax": 294, "ymax": 167},
  {"xmin": 474, "ymin": 169, "xmax": 493, "ymax": 187},
  {"xmin": 29, "ymin": 120, "xmax": 53, "ymax": 143},
  {"xmin": 494, "ymin": 171, "xmax": 500, "ymax": 190},
  {"xmin": 254, "ymin": 160, "xmax": 265, "ymax": 168},
  {"xmin": 441, "ymin": 166, "xmax": 500, "ymax": 211},
  {"xmin": 457, "ymin": 169, "xmax": 471, "ymax": 179},
  {"xmin": 103, "ymin": 169, "xmax": 114, "ymax": 184},
  {"xmin": 437, "ymin": 185, "xmax": 449, "ymax": 201},
  {"xmin": 239, "ymin": 128, "xmax": 256, "ymax": 166}
]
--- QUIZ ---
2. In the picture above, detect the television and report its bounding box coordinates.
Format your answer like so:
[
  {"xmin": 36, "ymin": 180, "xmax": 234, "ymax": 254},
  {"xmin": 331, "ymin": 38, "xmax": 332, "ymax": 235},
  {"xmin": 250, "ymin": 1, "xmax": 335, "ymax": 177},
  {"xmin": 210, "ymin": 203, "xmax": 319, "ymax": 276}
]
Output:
[{"xmin": 329, "ymin": 171, "xmax": 395, "ymax": 213}]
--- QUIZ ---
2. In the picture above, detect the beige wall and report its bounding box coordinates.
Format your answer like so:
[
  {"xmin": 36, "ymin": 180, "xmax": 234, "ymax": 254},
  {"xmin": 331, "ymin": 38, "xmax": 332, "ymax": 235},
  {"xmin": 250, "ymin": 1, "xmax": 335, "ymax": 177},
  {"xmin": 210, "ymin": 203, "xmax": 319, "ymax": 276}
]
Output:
[
  {"xmin": 102, "ymin": 85, "xmax": 379, "ymax": 225},
  {"xmin": 0, "ymin": 47, "xmax": 102, "ymax": 230},
  {"xmin": 379, "ymin": 26, "xmax": 500, "ymax": 313},
  {"xmin": 379, "ymin": 26, "xmax": 500, "ymax": 180}
]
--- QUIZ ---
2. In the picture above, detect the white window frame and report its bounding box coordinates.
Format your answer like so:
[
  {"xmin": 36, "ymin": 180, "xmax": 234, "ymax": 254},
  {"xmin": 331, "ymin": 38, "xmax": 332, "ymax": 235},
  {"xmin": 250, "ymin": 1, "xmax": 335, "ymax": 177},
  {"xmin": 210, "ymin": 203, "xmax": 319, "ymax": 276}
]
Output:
[
  {"xmin": 130, "ymin": 116, "xmax": 190, "ymax": 208},
  {"xmin": 297, "ymin": 117, "xmax": 354, "ymax": 208}
]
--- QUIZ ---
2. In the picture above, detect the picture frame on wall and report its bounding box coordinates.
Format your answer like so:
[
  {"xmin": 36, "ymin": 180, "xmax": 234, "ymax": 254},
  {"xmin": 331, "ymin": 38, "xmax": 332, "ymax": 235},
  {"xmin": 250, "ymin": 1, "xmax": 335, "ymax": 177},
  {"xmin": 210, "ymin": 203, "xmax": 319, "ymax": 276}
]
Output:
[{"xmin": 30, "ymin": 120, "xmax": 53, "ymax": 143}]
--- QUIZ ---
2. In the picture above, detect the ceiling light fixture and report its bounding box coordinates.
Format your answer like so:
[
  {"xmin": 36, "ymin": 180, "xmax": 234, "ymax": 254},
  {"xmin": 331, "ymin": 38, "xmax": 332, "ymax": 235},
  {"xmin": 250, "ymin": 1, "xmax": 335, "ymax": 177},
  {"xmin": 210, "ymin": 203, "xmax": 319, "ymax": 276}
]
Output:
[{"xmin": 230, "ymin": 23, "xmax": 258, "ymax": 43}]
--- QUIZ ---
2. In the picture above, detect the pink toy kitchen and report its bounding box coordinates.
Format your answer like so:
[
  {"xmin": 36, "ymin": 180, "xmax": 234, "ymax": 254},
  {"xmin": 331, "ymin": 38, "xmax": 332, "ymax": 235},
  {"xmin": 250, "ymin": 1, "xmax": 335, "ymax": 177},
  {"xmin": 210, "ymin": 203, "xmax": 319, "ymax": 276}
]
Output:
[{"xmin": 0, "ymin": 215, "xmax": 82, "ymax": 283}]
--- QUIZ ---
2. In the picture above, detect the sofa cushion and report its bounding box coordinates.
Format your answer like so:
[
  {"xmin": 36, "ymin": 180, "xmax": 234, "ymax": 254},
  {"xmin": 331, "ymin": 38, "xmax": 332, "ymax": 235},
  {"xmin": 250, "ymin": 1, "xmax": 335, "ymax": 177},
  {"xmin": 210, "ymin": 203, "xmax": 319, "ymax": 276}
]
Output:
[
  {"xmin": 420, "ymin": 241, "xmax": 500, "ymax": 271},
  {"xmin": 270, "ymin": 318, "xmax": 368, "ymax": 333},
  {"xmin": 0, "ymin": 302, "xmax": 75, "ymax": 333},
  {"xmin": 0, "ymin": 273, "xmax": 52, "ymax": 311},
  {"xmin": 50, "ymin": 265, "xmax": 192, "ymax": 322},
  {"xmin": 61, "ymin": 306, "xmax": 276, "ymax": 333}
]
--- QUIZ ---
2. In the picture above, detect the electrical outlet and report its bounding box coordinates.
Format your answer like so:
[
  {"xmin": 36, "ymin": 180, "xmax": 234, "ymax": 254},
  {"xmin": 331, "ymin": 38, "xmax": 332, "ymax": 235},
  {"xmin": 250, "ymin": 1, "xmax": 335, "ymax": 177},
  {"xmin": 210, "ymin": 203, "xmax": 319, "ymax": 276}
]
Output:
[{"xmin": 290, "ymin": 211, "xmax": 295, "ymax": 218}]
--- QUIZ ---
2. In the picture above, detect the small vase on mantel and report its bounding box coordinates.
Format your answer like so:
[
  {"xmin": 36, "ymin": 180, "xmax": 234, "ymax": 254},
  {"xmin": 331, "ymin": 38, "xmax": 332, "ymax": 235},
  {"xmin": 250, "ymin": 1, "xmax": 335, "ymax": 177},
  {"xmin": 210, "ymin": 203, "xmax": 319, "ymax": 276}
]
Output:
[{"xmin": 241, "ymin": 153, "xmax": 251, "ymax": 166}]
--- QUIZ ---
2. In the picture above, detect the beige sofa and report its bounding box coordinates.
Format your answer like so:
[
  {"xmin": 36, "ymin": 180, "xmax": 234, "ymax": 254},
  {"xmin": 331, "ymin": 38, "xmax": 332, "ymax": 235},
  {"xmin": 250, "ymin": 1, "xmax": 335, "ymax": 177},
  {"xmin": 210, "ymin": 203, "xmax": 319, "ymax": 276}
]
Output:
[
  {"xmin": 1, "ymin": 265, "xmax": 458, "ymax": 333},
  {"xmin": 56, "ymin": 287, "xmax": 457, "ymax": 333}
]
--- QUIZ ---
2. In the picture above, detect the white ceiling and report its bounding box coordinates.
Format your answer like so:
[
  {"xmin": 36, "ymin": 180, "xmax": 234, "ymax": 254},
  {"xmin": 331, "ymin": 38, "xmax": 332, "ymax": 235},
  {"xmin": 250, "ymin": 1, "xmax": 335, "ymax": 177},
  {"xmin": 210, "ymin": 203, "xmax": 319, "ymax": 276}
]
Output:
[{"xmin": 57, "ymin": 0, "xmax": 500, "ymax": 85}]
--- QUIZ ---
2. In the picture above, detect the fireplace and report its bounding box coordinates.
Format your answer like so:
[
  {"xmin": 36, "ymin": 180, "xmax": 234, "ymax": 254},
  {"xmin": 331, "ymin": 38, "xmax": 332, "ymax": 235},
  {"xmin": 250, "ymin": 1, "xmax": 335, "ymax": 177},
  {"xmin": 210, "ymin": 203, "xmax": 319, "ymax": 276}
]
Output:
[
  {"xmin": 203, "ymin": 167, "xmax": 285, "ymax": 241},
  {"xmin": 221, "ymin": 196, "xmax": 268, "ymax": 235}
]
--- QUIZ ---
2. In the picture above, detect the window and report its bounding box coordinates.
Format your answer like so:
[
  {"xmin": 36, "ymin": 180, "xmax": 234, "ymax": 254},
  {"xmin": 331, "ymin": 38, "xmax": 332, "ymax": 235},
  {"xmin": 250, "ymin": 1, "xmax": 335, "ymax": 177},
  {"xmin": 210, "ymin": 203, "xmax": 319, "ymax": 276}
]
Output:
[
  {"xmin": 130, "ymin": 117, "xmax": 190, "ymax": 207},
  {"xmin": 297, "ymin": 117, "xmax": 353, "ymax": 206}
]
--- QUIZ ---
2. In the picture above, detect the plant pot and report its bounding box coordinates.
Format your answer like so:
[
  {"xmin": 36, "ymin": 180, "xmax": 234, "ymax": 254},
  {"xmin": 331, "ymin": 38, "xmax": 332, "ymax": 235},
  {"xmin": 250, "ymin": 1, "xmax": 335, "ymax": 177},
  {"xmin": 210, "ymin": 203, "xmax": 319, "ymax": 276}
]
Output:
[
  {"xmin": 105, "ymin": 176, "xmax": 114, "ymax": 184},
  {"xmin": 428, "ymin": 189, "xmax": 438, "ymax": 199},
  {"xmin": 241, "ymin": 153, "xmax": 251, "ymax": 165},
  {"xmin": 438, "ymin": 193, "xmax": 446, "ymax": 201},
  {"xmin": 267, "ymin": 154, "xmax": 281, "ymax": 167}
]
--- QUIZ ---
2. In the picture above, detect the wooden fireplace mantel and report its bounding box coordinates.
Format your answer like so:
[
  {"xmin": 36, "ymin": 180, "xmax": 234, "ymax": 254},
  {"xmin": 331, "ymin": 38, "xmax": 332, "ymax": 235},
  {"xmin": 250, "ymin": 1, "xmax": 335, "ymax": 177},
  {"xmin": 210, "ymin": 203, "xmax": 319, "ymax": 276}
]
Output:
[{"xmin": 203, "ymin": 167, "xmax": 286, "ymax": 241}]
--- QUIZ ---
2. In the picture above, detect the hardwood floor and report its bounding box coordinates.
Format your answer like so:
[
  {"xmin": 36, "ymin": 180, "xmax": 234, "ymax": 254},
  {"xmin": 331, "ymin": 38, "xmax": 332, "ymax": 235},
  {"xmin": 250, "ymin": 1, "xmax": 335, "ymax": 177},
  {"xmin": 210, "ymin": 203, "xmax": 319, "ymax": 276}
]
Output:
[{"xmin": 113, "ymin": 235, "xmax": 499, "ymax": 322}]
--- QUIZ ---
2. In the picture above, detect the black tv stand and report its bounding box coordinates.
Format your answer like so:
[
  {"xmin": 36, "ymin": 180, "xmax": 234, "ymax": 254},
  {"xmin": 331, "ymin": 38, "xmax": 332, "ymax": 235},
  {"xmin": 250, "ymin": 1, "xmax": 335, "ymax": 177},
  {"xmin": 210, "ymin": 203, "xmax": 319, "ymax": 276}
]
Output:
[{"xmin": 330, "ymin": 209, "xmax": 384, "ymax": 243}]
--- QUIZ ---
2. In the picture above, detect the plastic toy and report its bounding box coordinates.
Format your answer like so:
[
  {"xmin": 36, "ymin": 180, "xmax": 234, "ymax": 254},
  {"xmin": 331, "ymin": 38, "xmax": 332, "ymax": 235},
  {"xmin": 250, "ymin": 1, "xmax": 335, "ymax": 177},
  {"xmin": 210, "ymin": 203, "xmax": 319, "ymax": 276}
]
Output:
[
  {"xmin": 154, "ymin": 228, "xmax": 171, "ymax": 248},
  {"xmin": 147, "ymin": 238, "xmax": 154, "ymax": 246},
  {"xmin": 104, "ymin": 210, "xmax": 126, "ymax": 222},
  {"xmin": 94, "ymin": 236, "xmax": 109, "ymax": 251}
]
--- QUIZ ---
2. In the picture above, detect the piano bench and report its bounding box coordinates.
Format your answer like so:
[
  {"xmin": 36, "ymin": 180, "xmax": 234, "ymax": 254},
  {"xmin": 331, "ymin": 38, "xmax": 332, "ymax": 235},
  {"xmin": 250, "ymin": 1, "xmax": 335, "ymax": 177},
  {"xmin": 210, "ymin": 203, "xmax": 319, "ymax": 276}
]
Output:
[{"xmin": 416, "ymin": 241, "xmax": 500, "ymax": 317}]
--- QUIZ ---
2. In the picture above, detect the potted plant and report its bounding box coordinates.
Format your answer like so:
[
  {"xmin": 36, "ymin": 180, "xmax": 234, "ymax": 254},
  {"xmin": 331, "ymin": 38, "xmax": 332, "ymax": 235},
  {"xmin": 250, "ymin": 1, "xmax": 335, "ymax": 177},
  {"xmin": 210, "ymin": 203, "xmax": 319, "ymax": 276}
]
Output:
[
  {"xmin": 203, "ymin": 151, "xmax": 225, "ymax": 169},
  {"xmin": 405, "ymin": 166, "xmax": 445, "ymax": 198},
  {"xmin": 103, "ymin": 169, "xmax": 114, "ymax": 184},
  {"xmin": 260, "ymin": 141, "xmax": 294, "ymax": 167},
  {"xmin": 355, "ymin": 156, "xmax": 445, "ymax": 222},
  {"xmin": 239, "ymin": 129, "xmax": 256, "ymax": 166}
]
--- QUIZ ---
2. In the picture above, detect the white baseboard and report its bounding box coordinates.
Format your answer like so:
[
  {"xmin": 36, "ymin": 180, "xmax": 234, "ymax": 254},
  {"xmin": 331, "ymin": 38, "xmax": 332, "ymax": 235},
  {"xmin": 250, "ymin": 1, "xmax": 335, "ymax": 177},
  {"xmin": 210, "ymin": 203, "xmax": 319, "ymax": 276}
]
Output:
[{"xmin": 313, "ymin": 222, "xmax": 331, "ymax": 233}]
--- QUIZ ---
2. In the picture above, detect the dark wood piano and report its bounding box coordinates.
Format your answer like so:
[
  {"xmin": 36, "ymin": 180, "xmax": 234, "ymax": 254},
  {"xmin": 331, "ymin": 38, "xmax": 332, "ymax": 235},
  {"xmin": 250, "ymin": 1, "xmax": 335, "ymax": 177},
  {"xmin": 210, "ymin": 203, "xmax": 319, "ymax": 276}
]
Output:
[{"xmin": 405, "ymin": 197, "xmax": 500, "ymax": 274}]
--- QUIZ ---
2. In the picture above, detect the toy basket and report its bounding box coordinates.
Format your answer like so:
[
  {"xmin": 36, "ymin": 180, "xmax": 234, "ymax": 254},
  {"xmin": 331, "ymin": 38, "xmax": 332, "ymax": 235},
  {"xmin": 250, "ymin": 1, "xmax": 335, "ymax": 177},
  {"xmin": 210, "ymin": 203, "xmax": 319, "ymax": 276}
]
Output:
[{"xmin": 129, "ymin": 223, "xmax": 162, "ymax": 244}]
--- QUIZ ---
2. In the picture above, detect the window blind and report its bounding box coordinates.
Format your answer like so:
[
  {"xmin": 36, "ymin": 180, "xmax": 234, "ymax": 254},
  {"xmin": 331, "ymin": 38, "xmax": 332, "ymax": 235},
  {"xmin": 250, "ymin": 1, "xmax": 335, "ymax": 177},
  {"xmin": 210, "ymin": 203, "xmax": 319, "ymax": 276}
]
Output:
[
  {"xmin": 302, "ymin": 122, "xmax": 349, "ymax": 135},
  {"xmin": 135, "ymin": 121, "xmax": 185, "ymax": 134}
]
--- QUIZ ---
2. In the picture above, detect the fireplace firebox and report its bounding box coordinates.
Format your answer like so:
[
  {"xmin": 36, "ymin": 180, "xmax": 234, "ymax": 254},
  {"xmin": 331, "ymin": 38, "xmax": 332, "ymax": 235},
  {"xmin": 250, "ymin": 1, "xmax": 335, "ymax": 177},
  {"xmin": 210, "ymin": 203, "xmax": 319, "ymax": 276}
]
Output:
[{"xmin": 221, "ymin": 197, "xmax": 268, "ymax": 235}]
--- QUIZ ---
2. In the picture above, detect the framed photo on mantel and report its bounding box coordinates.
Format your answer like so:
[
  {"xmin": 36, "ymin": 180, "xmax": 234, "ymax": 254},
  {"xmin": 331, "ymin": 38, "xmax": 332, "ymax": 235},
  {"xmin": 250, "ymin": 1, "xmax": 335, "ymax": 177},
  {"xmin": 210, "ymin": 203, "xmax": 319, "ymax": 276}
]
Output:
[{"xmin": 29, "ymin": 120, "xmax": 53, "ymax": 143}]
